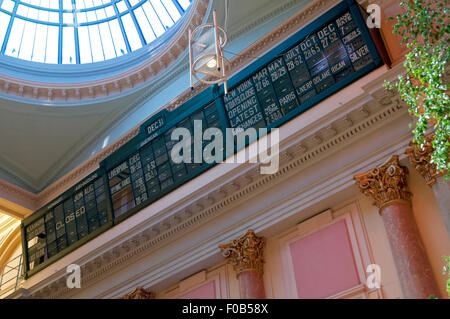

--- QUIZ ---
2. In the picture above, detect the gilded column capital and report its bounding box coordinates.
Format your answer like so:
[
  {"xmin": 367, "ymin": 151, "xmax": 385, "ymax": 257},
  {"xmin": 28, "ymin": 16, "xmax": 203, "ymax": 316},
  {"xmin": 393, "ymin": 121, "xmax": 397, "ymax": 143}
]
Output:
[
  {"xmin": 405, "ymin": 135, "xmax": 446, "ymax": 186},
  {"xmin": 219, "ymin": 230, "xmax": 265, "ymax": 277},
  {"xmin": 354, "ymin": 155, "xmax": 412, "ymax": 211},
  {"xmin": 118, "ymin": 286, "xmax": 155, "ymax": 299}
]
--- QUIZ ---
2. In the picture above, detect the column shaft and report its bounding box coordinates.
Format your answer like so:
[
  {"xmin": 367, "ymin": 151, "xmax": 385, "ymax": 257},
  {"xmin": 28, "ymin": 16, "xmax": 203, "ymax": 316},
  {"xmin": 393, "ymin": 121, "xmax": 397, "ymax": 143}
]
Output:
[
  {"xmin": 354, "ymin": 155, "xmax": 440, "ymax": 298},
  {"xmin": 381, "ymin": 201, "xmax": 440, "ymax": 298}
]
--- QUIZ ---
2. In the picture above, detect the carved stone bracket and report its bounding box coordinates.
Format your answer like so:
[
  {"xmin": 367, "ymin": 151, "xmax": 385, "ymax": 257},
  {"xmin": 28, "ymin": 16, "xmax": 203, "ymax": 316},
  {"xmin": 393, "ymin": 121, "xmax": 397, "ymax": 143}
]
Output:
[
  {"xmin": 354, "ymin": 155, "xmax": 412, "ymax": 211},
  {"xmin": 118, "ymin": 286, "xmax": 155, "ymax": 299},
  {"xmin": 219, "ymin": 230, "xmax": 265, "ymax": 276},
  {"xmin": 405, "ymin": 134, "xmax": 446, "ymax": 186}
]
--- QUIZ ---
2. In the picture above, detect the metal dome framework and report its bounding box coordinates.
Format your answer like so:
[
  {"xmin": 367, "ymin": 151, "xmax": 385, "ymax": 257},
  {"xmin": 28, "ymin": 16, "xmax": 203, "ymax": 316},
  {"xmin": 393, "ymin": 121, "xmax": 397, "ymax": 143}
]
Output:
[{"xmin": 0, "ymin": 0, "xmax": 191, "ymax": 64}]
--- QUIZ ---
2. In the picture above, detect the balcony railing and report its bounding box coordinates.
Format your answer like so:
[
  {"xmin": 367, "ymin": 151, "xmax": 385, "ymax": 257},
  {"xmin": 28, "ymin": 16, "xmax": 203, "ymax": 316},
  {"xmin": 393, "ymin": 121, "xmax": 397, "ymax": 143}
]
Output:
[{"xmin": 0, "ymin": 254, "xmax": 23, "ymax": 298}]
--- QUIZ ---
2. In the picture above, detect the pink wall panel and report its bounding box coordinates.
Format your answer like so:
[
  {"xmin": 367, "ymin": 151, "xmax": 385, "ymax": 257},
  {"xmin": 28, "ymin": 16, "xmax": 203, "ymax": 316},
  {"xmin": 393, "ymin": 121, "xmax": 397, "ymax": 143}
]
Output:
[
  {"xmin": 177, "ymin": 280, "xmax": 217, "ymax": 299},
  {"xmin": 289, "ymin": 219, "xmax": 360, "ymax": 298}
]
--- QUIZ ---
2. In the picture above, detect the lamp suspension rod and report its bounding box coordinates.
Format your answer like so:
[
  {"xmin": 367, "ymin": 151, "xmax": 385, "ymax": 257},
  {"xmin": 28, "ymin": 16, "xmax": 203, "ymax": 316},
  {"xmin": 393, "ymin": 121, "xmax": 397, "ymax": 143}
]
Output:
[
  {"xmin": 213, "ymin": 10, "xmax": 221, "ymax": 72},
  {"xmin": 188, "ymin": 28, "xmax": 194, "ymax": 90}
]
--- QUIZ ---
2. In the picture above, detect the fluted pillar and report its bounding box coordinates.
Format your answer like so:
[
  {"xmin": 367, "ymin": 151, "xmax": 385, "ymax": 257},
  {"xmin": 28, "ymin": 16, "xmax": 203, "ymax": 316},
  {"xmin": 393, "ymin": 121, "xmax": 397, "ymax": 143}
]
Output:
[
  {"xmin": 354, "ymin": 155, "xmax": 440, "ymax": 298},
  {"xmin": 219, "ymin": 230, "xmax": 266, "ymax": 299},
  {"xmin": 405, "ymin": 136, "xmax": 449, "ymax": 235}
]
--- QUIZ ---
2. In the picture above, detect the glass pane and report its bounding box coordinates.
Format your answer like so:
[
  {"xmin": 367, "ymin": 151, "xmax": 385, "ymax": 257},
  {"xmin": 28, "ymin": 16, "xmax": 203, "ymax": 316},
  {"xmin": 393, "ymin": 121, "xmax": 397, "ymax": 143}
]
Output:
[
  {"xmin": 98, "ymin": 21, "xmax": 116, "ymax": 60},
  {"xmin": 75, "ymin": 0, "xmax": 86, "ymax": 10},
  {"xmin": 142, "ymin": 1, "xmax": 164, "ymax": 37},
  {"xmin": 104, "ymin": 5, "xmax": 115, "ymax": 17},
  {"xmin": 62, "ymin": 27, "xmax": 76, "ymax": 64},
  {"xmin": 86, "ymin": 10, "xmax": 97, "ymax": 22},
  {"xmin": 63, "ymin": 13, "xmax": 74, "ymax": 24},
  {"xmin": 5, "ymin": 18, "xmax": 26, "ymax": 58},
  {"xmin": 84, "ymin": 0, "xmax": 96, "ymax": 9},
  {"xmin": 28, "ymin": 7, "xmax": 39, "ymax": 20},
  {"xmin": 78, "ymin": 26, "xmax": 93, "ymax": 63},
  {"xmin": 108, "ymin": 19, "xmax": 127, "ymax": 56},
  {"xmin": 48, "ymin": 11, "xmax": 59, "ymax": 23},
  {"xmin": 177, "ymin": 0, "xmax": 190, "ymax": 11},
  {"xmin": 39, "ymin": 0, "xmax": 51, "ymax": 10},
  {"xmin": 121, "ymin": 13, "xmax": 142, "ymax": 51},
  {"xmin": 63, "ymin": 0, "xmax": 73, "ymax": 10},
  {"xmin": 89, "ymin": 24, "xmax": 104, "ymax": 62},
  {"xmin": 38, "ymin": 9, "xmax": 49, "ymax": 22},
  {"xmin": 16, "ymin": 5, "xmax": 29, "ymax": 17},
  {"xmin": 134, "ymin": 7, "xmax": 155, "ymax": 43},
  {"xmin": 92, "ymin": 0, "xmax": 104, "ymax": 7},
  {"xmin": 95, "ymin": 8, "xmax": 106, "ymax": 20},
  {"xmin": 32, "ymin": 23, "xmax": 48, "ymax": 62},
  {"xmin": 150, "ymin": 0, "xmax": 173, "ymax": 28},
  {"xmin": 45, "ymin": 25, "xmax": 58, "ymax": 63},
  {"xmin": 76, "ymin": 11, "xmax": 87, "ymax": 24},
  {"xmin": 116, "ymin": 1, "xmax": 127, "ymax": 13},
  {"xmin": 18, "ymin": 21, "xmax": 37, "ymax": 61},
  {"xmin": 0, "ymin": 12, "xmax": 12, "ymax": 49},
  {"xmin": 1, "ymin": 0, "xmax": 15, "ymax": 12},
  {"xmin": 48, "ymin": 0, "xmax": 59, "ymax": 10},
  {"xmin": 161, "ymin": 0, "xmax": 181, "ymax": 21}
]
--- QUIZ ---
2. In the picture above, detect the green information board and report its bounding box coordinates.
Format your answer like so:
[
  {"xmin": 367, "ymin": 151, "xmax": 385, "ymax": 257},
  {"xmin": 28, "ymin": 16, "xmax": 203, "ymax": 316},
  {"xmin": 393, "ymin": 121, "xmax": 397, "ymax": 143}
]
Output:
[
  {"xmin": 21, "ymin": 0, "xmax": 383, "ymax": 278},
  {"xmin": 22, "ymin": 171, "xmax": 112, "ymax": 276}
]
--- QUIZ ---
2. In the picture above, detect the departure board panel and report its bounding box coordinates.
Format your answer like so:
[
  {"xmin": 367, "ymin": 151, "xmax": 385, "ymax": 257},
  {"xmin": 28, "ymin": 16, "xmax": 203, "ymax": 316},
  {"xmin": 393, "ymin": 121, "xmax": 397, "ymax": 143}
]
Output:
[
  {"xmin": 106, "ymin": 101, "xmax": 224, "ymax": 219},
  {"xmin": 223, "ymin": 9, "xmax": 376, "ymax": 131},
  {"xmin": 21, "ymin": 0, "xmax": 382, "ymax": 278},
  {"xmin": 23, "ymin": 171, "xmax": 110, "ymax": 272}
]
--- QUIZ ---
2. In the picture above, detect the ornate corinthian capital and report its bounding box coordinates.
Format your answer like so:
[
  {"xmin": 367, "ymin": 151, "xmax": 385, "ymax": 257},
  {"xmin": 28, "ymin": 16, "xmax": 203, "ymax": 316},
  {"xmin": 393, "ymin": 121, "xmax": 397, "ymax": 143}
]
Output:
[
  {"xmin": 119, "ymin": 286, "xmax": 155, "ymax": 299},
  {"xmin": 219, "ymin": 230, "xmax": 265, "ymax": 276},
  {"xmin": 354, "ymin": 155, "xmax": 412, "ymax": 210},
  {"xmin": 405, "ymin": 135, "xmax": 446, "ymax": 186}
]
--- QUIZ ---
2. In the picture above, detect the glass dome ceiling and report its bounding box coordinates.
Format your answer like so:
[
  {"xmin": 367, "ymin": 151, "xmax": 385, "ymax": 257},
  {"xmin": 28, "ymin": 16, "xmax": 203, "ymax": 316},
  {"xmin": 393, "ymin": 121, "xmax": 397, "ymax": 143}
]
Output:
[{"xmin": 0, "ymin": 0, "xmax": 191, "ymax": 64}]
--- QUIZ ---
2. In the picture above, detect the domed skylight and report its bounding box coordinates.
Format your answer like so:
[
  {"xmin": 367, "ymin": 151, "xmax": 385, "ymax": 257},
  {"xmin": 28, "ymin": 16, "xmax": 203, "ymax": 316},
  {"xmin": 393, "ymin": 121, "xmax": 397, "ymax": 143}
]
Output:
[{"xmin": 0, "ymin": 0, "xmax": 191, "ymax": 64}]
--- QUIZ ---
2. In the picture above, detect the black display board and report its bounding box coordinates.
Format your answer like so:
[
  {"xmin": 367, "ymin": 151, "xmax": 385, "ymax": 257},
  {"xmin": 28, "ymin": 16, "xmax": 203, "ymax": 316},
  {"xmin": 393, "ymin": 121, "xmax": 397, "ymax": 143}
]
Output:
[
  {"xmin": 222, "ymin": 8, "xmax": 376, "ymax": 131},
  {"xmin": 21, "ymin": 0, "xmax": 383, "ymax": 278},
  {"xmin": 104, "ymin": 101, "xmax": 224, "ymax": 220},
  {"xmin": 22, "ymin": 171, "xmax": 111, "ymax": 276}
]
